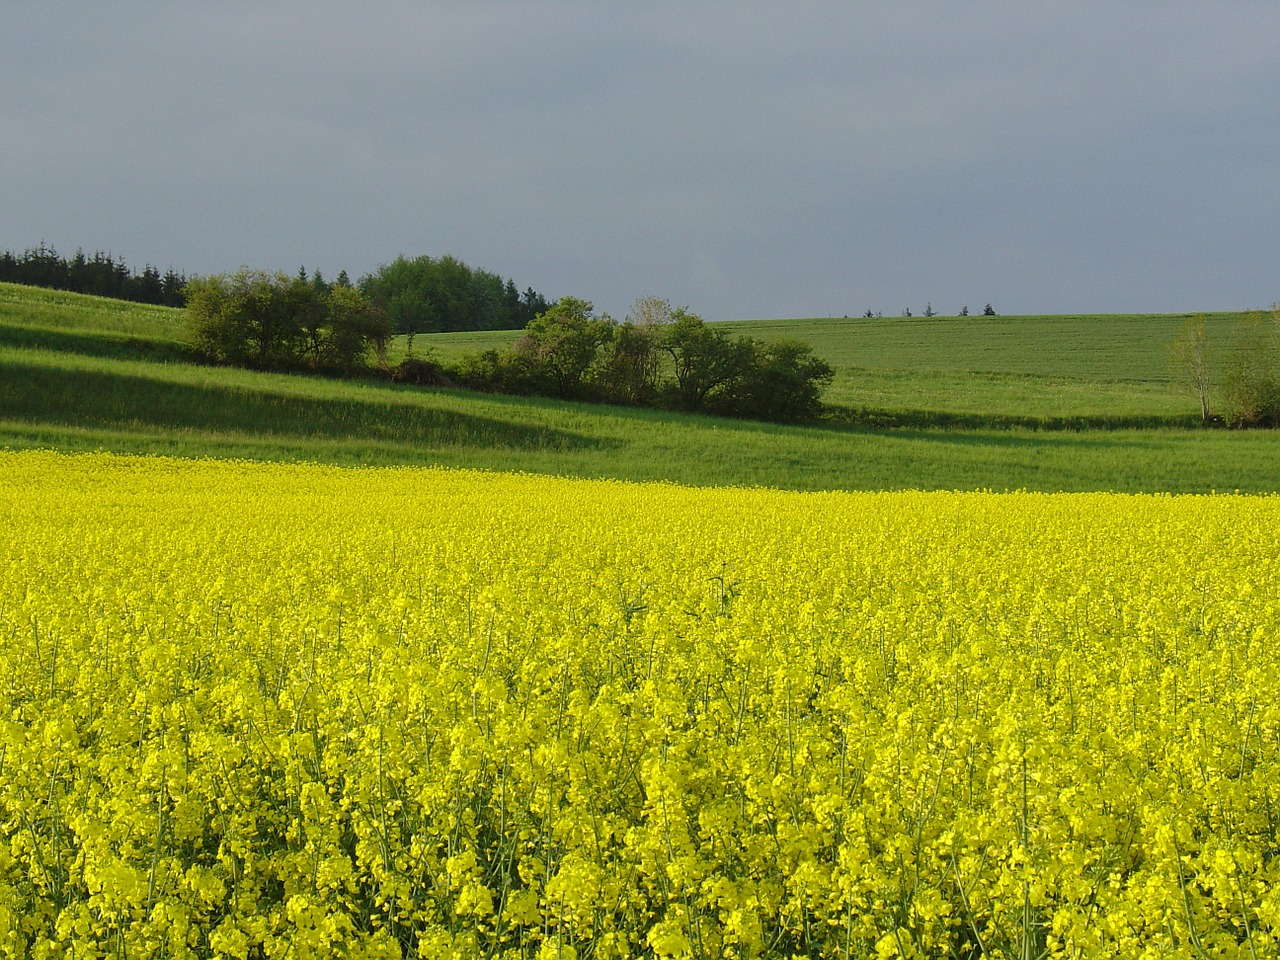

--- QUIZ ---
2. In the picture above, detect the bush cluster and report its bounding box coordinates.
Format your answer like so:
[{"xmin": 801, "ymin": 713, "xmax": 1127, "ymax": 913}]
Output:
[
  {"xmin": 186, "ymin": 269, "xmax": 390, "ymax": 374},
  {"xmin": 447, "ymin": 297, "xmax": 834, "ymax": 423},
  {"xmin": 1221, "ymin": 308, "xmax": 1280, "ymax": 427},
  {"xmin": 187, "ymin": 278, "xmax": 832, "ymax": 423}
]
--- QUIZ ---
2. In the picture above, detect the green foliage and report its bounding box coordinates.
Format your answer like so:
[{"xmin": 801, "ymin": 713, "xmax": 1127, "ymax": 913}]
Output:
[
  {"xmin": 453, "ymin": 348, "xmax": 539, "ymax": 396},
  {"xmin": 185, "ymin": 269, "xmax": 297, "ymax": 367},
  {"xmin": 512, "ymin": 297, "xmax": 616, "ymax": 399},
  {"xmin": 657, "ymin": 314, "xmax": 834, "ymax": 420},
  {"xmin": 448, "ymin": 303, "xmax": 836, "ymax": 422},
  {"xmin": 660, "ymin": 309, "xmax": 752, "ymax": 411},
  {"xmin": 322, "ymin": 284, "xmax": 391, "ymax": 372},
  {"xmin": 597, "ymin": 320, "xmax": 663, "ymax": 406},
  {"xmin": 360, "ymin": 254, "xmax": 547, "ymax": 334},
  {"xmin": 392, "ymin": 346, "xmax": 451, "ymax": 387},
  {"xmin": 1221, "ymin": 309, "xmax": 1280, "ymax": 427},
  {"xmin": 185, "ymin": 269, "xmax": 388, "ymax": 373},
  {"xmin": 716, "ymin": 337, "xmax": 834, "ymax": 422},
  {"xmin": 1169, "ymin": 314, "xmax": 1213, "ymax": 422}
]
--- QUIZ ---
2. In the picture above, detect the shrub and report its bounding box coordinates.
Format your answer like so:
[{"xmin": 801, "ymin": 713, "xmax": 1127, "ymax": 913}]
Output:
[
  {"xmin": 187, "ymin": 269, "xmax": 388, "ymax": 373},
  {"xmin": 392, "ymin": 357, "xmax": 451, "ymax": 387},
  {"xmin": 448, "ymin": 301, "xmax": 836, "ymax": 423},
  {"xmin": 453, "ymin": 348, "xmax": 540, "ymax": 395},
  {"xmin": 1221, "ymin": 309, "xmax": 1280, "ymax": 427},
  {"xmin": 714, "ymin": 338, "xmax": 835, "ymax": 422},
  {"xmin": 596, "ymin": 321, "xmax": 662, "ymax": 406}
]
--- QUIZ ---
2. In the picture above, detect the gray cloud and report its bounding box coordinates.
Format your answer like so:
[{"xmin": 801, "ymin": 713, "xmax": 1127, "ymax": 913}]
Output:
[{"xmin": 3, "ymin": 2, "xmax": 1277, "ymax": 319}]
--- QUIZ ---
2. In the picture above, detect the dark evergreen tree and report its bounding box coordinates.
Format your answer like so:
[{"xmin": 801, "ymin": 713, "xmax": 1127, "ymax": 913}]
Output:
[
  {"xmin": 503, "ymin": 279, "xmax": 521, "ymax": 325},
  {"xmin": 161, "ymin": 269, "xmax": 187, "ymax": 307},
  {"xmin": 139, "ymin": 265, "xmax": 163, "ymax": 303},
  {"xmin": 519, "ymin": 287, "xmax": 550, "ymax": 326}
]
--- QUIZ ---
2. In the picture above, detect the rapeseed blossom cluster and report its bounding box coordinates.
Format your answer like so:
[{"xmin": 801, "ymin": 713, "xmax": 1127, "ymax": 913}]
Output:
[{"xmin": 1, "ymin": 451, "xmax": 1277, "ymax": 958}]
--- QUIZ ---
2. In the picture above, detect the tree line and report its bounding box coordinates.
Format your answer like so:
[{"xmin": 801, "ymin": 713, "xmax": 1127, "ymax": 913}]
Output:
[
  {"xmin": 0, "ymin": 243, "xmax": 188, "ymax": 307},
  {"xmin": 1, "ymin": 245, "xmax": 551, "ymax": 336},
  {"xmin": 187, "ymin": 273, "xmax": 834, "ymax": 422}
]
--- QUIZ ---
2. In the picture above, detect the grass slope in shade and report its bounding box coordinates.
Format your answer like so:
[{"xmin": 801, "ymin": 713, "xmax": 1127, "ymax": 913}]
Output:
[{"xmin": 3, "ymin": 345, "xmax": 1278, "ymax": 493}]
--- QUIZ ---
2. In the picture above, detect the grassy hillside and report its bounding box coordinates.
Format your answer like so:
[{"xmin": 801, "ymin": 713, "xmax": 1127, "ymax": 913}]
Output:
[
  {"xmin": 0, "ymin": 282, "xmax": 193, "ymax": 362},
  {"xmin": 0, "ymin": 282, "xmax": 187, "ymax": 342},
  {"xmin": 2, "ymin": 282, "xmax": 1277, "ymax": 493}
]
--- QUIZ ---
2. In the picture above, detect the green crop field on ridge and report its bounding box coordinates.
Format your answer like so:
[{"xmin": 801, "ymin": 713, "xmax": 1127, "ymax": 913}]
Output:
[
  {"xmin": 399, "ymin": 309, "xmax": 1245, "ymax": 424},
  {"xmin": 419, "ymin": 310, "xmax": 1244, "ymax": 381},
  {"xmin": 1, "ymin": 281, "xmax": 1277, "ymax": 493}
]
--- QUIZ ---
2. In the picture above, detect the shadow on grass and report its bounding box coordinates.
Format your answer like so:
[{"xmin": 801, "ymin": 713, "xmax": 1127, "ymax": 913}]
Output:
[
  {"xmin": 0, "ymin": 359, "xmax": 610, "ymax": 452},
  {"xmin": 822, "ymin": 404, "xmax": 1204, "ymax": 433},
  {"xmin": 0, "ymin": 323, "xmax": 201, "ymax": 364}
]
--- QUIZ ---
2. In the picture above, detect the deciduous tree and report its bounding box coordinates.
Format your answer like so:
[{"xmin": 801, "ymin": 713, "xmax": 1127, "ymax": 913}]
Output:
[
  {"xmin": 513, "ymin": 297, "xmax": 615, "ymax": 399},
  {"xmin": 719, "ymin": 338, "xmax": 834, "ymax": 421},
  {"xmin": 1170, "ymin": 314, "xmax": 1213, "ymax": 422},
  {"xmin": 1222, "ymin": 308, "xmax": 1280, "ymax": 427},
  {"xmin": 660, "ymin": 310, "xmax": 752, "ymax": 411},
  {"xmin": 186, "ymin": 269, "xmax": 387, "ymax": 372}
]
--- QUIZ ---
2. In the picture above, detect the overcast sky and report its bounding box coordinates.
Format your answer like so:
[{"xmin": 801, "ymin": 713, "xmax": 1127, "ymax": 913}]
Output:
[{"xmin": 3, "ymin": 3, "xmax": 1277, "ymax": 320}]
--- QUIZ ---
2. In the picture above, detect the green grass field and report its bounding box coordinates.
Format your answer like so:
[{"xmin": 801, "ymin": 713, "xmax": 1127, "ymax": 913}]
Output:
[{"xmin": 2, "ymin": 281, "xmax": 1276, "ymax": 492}]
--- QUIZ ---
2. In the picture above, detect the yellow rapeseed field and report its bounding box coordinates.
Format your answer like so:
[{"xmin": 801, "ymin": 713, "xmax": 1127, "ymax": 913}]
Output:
[{"xmin": 1, "ymin": 451, "xmax": 1277, "ymax": 959}]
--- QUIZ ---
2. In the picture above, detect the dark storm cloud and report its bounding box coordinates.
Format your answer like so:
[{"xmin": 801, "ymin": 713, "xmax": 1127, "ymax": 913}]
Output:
[{"xmin": 3, "ymin": 2, "xmax": 1277, "ymax": 318}]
